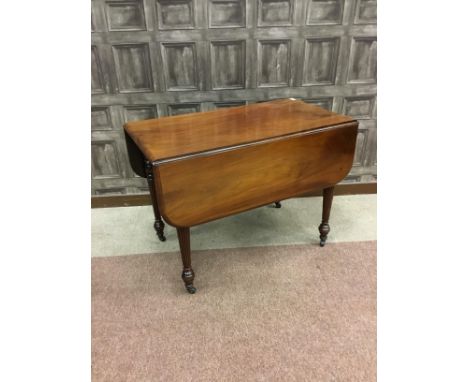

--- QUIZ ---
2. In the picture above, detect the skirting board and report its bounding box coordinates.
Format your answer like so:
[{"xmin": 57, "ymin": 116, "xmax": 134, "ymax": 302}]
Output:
[{"xmin": 91, "ymin": 182, "xmax": 377, "ymax": 209}]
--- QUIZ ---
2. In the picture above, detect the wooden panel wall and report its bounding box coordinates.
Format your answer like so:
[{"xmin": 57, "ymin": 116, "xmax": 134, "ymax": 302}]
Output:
[{"xmin": 91, "ymin": 0, "xmax": 377, "ymax": 195}]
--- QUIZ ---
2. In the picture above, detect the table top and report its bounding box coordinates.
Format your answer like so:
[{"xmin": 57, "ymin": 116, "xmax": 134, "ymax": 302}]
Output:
[{"xmin": 124, "ymin": 98, "xmax": 355, "ymax": 163}]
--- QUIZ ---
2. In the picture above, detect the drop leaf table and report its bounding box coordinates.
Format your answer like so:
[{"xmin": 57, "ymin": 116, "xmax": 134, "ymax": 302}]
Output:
[{"xmin": 124, "ymin": 99, "xmax": 358, "ymax": 293}]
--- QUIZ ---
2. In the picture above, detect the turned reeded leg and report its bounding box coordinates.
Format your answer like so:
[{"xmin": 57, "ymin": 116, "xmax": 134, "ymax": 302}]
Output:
[
  {"xmin": 145, "ymin": 161, "xmax": 166, "ymax": 242},
  {"xmin": 318, "ymin": 186, "xmax": 334, "ymax": 247},
  {"xmin": 176, "ymin": 227, "xmax": 196, "ymax": 294},
  {"xmin": 274, "ymin": 201, "xmax": 282, "ymax": 208}
]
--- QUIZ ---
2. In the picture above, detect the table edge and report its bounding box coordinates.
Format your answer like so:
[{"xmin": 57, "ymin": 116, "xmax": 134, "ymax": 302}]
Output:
[{"xmin": 149, "ymin": 120, "xmax": 358, "ymax": 165}]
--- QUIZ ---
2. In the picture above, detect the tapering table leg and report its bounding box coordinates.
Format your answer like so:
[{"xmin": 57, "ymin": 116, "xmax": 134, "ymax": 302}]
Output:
[
  {"xmin": 145, "ymin": 161, "xmax": 166, "ymax": 242},
  {"xmin": 177, "ymin": 227, "xmax": 196, "ymax": 294},
  {"xmin": 318, "ymin": 186, "xmax": 334, "ymax": 247}
]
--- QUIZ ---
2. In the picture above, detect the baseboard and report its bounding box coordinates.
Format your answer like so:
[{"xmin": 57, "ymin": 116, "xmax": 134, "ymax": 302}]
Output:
[
  {"xmin": 300, "ymin": 182, "xmax": 376, "ymax": 198},
  {"xmin": 91, "ymin": 182, "xmax": 376, "ymax": 209}
]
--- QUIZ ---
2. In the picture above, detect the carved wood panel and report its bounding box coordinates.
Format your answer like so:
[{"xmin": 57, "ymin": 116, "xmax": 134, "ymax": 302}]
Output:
[{"xmin": 91, "ymin": 0, "xmax": 377, "ymax": 195}]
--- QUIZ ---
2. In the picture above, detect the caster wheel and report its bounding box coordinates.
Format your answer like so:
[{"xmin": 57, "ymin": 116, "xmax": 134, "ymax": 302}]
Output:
[
  {"xmin": 274, "ymin": 202, "xmax": 281, "ymax": 208},
  {"xmin": 185, "ymin": 285, "xmax": 197, "ymax": 294},
  {"xmin": 158, "ymin": 234, "xmax": 166, "ymax": 242}
]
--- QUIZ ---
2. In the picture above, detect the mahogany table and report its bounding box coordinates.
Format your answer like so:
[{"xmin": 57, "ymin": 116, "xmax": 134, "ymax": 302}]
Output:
[{"xmin": 124, "ymin": 99, "xmax": 358, "ymax": 293}]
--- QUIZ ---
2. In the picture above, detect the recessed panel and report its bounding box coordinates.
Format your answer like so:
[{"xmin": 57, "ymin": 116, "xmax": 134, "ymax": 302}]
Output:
[
  {"xmin": 353, "ymin": 129, "xmax": 368, "ymax": 166},
  {"xmin": 162, "ymin": 43, "xmax": 198, "ymax": 90},
  {"xmin": 258, "ymin": 40, "xmax": 290, "ymax": 87},
  {"xmin": 91, "ymin": 46, "xmax": 105, "ymax": 94},
  {"xmin": 303, "ymin": 38, "xmax": 339, "ymax": 85},
  {"xmin": 124, "ymin": 105, "xmax": 157, "ymax": 121},
  {"xmin": 303, "ymin": 98, "xmax": 334, "ymax": 111},
  {"xmin": 168, "ymin": 103, "xmax": 200, "ymax": 116},
  {"xmin": 91, "ymin": 8, "xmax": 97, "ymax": 32},
  {"xmin": 214, "ymin": 101, "xmax": 247, "ymax": 108},
  {"xmin": 368, "ymin": 128, "xmax": 377, "ymax": 166},
  {"xmin": 355, "ymin": 0, "xmax": 377, "ymax": 24},
  {"xmin": 258, "ymin": 0, "xmax": 293, "ymax": 26},
  {"xmin": 157, "ymin": 0, "xmax": 194, "ymax": 29},
  {"xmin": 348, "ymin": 37, "xmax": 377, "ymax": 84},
  {"xmin": 95, "ymin": 188, "xmax": 127, "ymax": 195},
  {"xmin": 92, "ymin": 107, "xmax": 112, "ymax": 131},
  {"xmin": 306, "ymin": 0, "xmax": 343, "ymax": 25},
  {"xmin": 209, "ymin": 0, "xmax": 245, "ymax": 27},
  {"xmin": 113, "ymin": 44, "xmax": 153, "ymax": 92},
  {"xmin": 343, "ymin": 96, "xmax": 375, "ymax": 119},
  {"xmin": 105, "ymin": 1, "xmax": 146, "ymax": 31},
  {"xmin": 91, "ymin": 141, "xmax": 121, "ymax": 179},
  {"xmin": 211, "ymin": 41, "xmax": 245, "ymax": 89}
]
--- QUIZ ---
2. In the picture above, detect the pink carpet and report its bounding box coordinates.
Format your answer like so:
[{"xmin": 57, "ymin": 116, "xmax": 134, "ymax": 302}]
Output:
[{"xmin": 92, "ymin": 241, "xmax": 376, "ymax": 381}]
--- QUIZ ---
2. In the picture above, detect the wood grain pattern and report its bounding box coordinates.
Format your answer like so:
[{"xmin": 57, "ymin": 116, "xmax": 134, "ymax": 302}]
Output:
[
  {"xmin": 145, "ymin": 161, "xmax": 166, "ymax": 241},
  {"xmin": 209, "ymin": 0, "xmax": 245, "ymax": 27},
  {"xmin": 92, "ymin": 140, "xmax": 122, "ymax": 179},
  {"xmin": 211, "ymin": 41, "xmax": 245, "ymax": 89},
  {"xmin": 161, "ymin": 43, "xmax": 198, "ymax": 90},
  {"xmin": 110, "ymin": 97, "xmax": 357, "ymax": 295},
  {"xmin": 319, "ymin": 186, "xmax": 334, "ymax": 246},
  {"xmin": 152, "ymin": 119, "xmax": 357, "ymax": 227},
  {"xmin": 112, "ymin": 44, "xmax": 153, "ymax": 92},
  {"xmin": 157, "ymin": 0, "xmax": 195, "ymax": 29},
  {"xmin": 303, "ymin": 38, "xmax": 339, "ymax": 85},
  {"xmin": 306, "ymin": 0, "xmax": 343, "ymax": 25},
  {"xmin": 105, "ymin": 0, "xmax": 146, "ymax": 31},
  {"xmin": 258, "ymin": 40, "xmax": 290, "ymax": 87},
  {"xmin": 348, "ymin": 37, "xmax": 377, "ymax": 84},
  {"xmin": 125, "ymin": 99, "xmax": 354, "ymax": 163},
  {"xmin": 91, "ymin": 46, "xmax": 105, "ymax": 94},
  {"xmin": 258, "ymin": 0, "xmax": 293, "ymax": 26},
  {"xmin": 176, "ymin": 227, "xmax": 196, "ymax": 293}
]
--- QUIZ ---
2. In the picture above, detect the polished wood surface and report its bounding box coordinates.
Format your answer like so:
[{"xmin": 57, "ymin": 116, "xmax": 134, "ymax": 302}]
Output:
[
  {"xmin": 153, "ymin": 122, "xmax": 357, "ymax": 227},
  {"xmin": 176, "ymin": 227, "xmax": 196, "ymax": 294},
  {"xmin": 124, "ymin": 130, "xmax": 146, "ymax": 178},
  {"xmin": 124, "ymin": 99, "xmax": 354, "ymax": 163},
  {"xmin": 123, "ymin": 98, "xmax": 359, "ymax": 293},
  {"xmin": 319, "ymin": 187, "xmax": 335, "ymax": 247},
  {"xmin": 145, "ymin": 161, "xmax": 166, "ymax": 242}
]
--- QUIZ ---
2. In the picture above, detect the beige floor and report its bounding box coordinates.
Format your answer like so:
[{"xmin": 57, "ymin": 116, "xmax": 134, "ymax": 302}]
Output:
[{"xmin": 92, "ymin": 195, "xmax": 376, "ymax": 257}]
